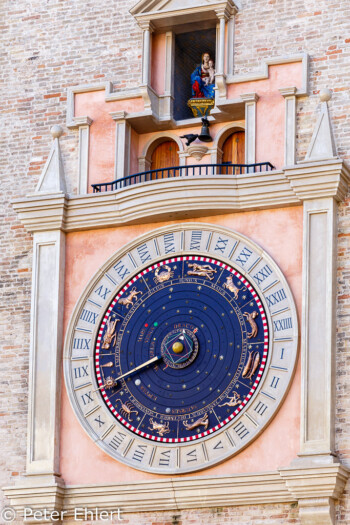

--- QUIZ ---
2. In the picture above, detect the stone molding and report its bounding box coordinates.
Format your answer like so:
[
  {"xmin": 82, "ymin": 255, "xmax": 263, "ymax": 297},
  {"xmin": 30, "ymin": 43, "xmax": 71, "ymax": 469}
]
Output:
[
  {"xmin": 285, "ymin": 159, "xmax": 350, "ymax": 202},
  {"xmin": 65, "ymin": 54, "xmax": 309, "ymax": 132},
  {"xmin": 3, "ymin": 465, "xmax": 348, "ymax": 521},
  {"xmin": 26, "ymin": 231, "xmax": 66, "ymax": 478},
  {"xmin": 227, "ymin": 53, "xmax": 309, "ymax": 96},
  {"xmin": 241, "ymin": 93, "xmax": 258, "ymax": 165},
  {"xmin": 12, "ymin": 160, "xmax": 349, "ymax": 233},
  {"xmin": 280, "ymin": 464, "xmax": 349, "ymax": 525},
  {"xmin": 130, "ymin": 0, "xmax": 238, "ymax": 29}
]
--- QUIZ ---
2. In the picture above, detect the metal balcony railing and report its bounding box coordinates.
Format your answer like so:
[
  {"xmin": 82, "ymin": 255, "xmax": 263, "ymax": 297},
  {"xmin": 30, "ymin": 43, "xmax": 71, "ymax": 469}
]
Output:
[{"xmin": 91, "ymin": 162, "xmax": 275, "ymax": 193}]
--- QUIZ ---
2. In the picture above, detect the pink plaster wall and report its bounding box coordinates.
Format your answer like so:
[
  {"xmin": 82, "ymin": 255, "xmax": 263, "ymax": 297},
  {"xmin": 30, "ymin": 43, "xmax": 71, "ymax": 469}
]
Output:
[
  {"xmin": 228, "ymin": 62, "xmax": 303, "ymax": 168},
  {"xmin": 151, "ymin": 33, "xmax": 166, "ymax": 95},
  {"xmin": 74, "ymin": 62, "xmax": 302, "ymax": 190},
  {"xmin": 75, "ymin": 91, "xmax": 144, "ymax": 189},
  {"xmin": 61, "ymin": 207, "xmax": 303, "ymax": 485}
]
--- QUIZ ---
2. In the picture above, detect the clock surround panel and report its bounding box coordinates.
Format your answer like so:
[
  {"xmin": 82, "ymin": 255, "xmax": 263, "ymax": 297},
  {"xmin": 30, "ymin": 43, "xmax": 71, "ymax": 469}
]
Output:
[{"xmin": 64, "ymin": 224, "xmax": 298, "ymax": 474}]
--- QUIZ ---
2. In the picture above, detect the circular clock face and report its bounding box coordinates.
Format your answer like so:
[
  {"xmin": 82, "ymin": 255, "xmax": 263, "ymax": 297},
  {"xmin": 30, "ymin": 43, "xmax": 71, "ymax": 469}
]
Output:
[
  {"xmin": 64, "ymin": 225, "xmax": 298, "ymax": 474},
  {"xmin": 96, "ymin": 256, "xmax": 268, "ymax": 444}
]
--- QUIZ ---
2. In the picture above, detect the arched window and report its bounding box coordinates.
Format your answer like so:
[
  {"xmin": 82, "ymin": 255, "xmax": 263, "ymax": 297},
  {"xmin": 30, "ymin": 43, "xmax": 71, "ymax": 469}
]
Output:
[{"xmin": 222, "ymin": 131, "xmax": 245, "ymax": 173}]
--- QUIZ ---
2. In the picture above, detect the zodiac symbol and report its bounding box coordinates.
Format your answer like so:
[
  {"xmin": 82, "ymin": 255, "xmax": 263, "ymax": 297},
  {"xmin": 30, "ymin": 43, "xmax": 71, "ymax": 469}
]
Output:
[
  {"xmin": 154, "ymin": 265, "xmax": 174, "ymax": 284},
  {"xmin": 222, "ymin": 275, "xmax": 240, "ymax": 299},
  {"xmin": 148, "ymin": 418, "xmax": 171, "ymax": 436},
  {"xmin": 118, "ymin": 287, "xmax": 142, "ymax": 308},
  {"xmin": 187, "ymin": 263, "xmax": 217, "ymax": 280},
  {"xmin": 101, "ymin": 317, "xmax": 119, "ymax": 349},
  {"xmin": 242, "ymin": 351, "xmax": 260, "ymax": 380},
  {"xmin": 243, "ymin": 311, "xmax": 259, "ymax": 338},
  {"xmin": 218, "ymin": 392, "xmax": 241, "ymax": 407},
  {"xmin": 183, "ymin": 413, "xmax": 209, "ymax": 431},
  {"xmin": 115, "ymin": 399, "xmax": 138, "ymax": 422}
]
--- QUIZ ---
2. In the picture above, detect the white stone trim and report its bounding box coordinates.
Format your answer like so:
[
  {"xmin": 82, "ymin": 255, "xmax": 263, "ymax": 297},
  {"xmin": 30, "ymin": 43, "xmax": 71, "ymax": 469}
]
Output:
[
  {"xmin": 284, "ymin": 159, "xmax": 350, "ymax": 202},
  {"xmin": 110, "ymin": 112, "xmax": 131, "ymax": 179},
  {"xmin": 141, "ymin": 21, "xmax": 154, "ymax": 86},
  {"xmin": 12, "ymin": 160, "xmax": 350, "ymax": 233},
  {"xmin": 130, "ymin": 0, "xmax": 238, "ymax": 28},
  {"xmin": 241, "ymin": 93, "xmax": 258, "ymax": 166},
  {"xmin": 77, "ymin": 119, "xmax": 92, "ymax": 194},
  {"xmin": 213, "ymin": 121, "xmax": 245, "ymax": 146},
  {"xmin": 279, "ymin": 87, "xmax": 297, "ymax": 167},
  {"xmin": 226, "ymin": 15, "xmax": 235, "ymax": 76},
  {"xmin": 227, "ymin": 53, "xmax": 309, "ymax": 96},
  {"xmin": 3, "ymin": 465, "xmax": 348, "ymax": 522},
  {"xmin": 65, "ymin": 55, "xmax": 309, "ymax": 131},
  {"xmin": 217, "ymin": 14, "xmax": 226, "ymax": 75},
  {"xmin": 138, "ymin": 131, "xmax": 186, "ymax": 171},
  {"xmin": 299, "ymin": 198, "xmax": 337, "ymax": 457},
  {"xmin": 26, "ymin": 230, "xmax": 65, "ymax": 476},
  {"xmin": 158, "ymin": 31, "xmax": 175, "ymax": 120},
  {"xmin": 280, "ymin": 464, "xmax": 349, "ymax": 525}
]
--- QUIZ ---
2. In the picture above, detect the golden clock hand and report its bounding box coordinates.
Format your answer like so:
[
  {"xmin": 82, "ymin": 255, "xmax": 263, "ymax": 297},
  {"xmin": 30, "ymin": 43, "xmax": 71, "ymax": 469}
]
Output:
[
  {"xmin": 94, "ymin": 355, "xmax": 161, "ymax": 392},
  {"xmin": 116, "ymin": 355, "xmax": 161, "ymax": 382}
]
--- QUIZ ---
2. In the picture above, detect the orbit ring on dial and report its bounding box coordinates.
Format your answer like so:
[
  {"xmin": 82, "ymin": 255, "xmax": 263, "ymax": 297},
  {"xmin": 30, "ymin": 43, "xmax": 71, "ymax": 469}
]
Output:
[{"xmin": 95, "ymin": 255, "xmax": 268, "ymax": 443}]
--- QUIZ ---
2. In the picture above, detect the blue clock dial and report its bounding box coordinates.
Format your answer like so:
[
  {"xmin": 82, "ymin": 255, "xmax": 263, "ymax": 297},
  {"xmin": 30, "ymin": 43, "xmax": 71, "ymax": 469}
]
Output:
[{"xmin": 95, "ymin": 255, "xmax": 269, "ymax": 443}]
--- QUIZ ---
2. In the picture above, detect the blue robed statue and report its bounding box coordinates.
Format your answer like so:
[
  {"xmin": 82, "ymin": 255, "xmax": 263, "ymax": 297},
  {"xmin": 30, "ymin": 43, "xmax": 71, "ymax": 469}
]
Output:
[{"xmin": 191, "ymin": 52, "xmax": 215, "ymax": 99}]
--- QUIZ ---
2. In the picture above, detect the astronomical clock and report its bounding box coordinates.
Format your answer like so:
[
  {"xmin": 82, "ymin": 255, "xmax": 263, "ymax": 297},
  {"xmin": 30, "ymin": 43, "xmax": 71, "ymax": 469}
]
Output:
[
  {"xmin": 6, "ymin": 0, "xmax": 350, "ymax": 521},
  {"xmin": 64, "ymin": 224, "xmax": 298, "ymax": 474}
]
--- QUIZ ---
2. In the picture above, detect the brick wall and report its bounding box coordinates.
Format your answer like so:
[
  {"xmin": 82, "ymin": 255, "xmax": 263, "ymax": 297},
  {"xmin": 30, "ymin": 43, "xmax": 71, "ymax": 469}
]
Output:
[
  {"xmin": 62, "ymin": 504, "xmax": 301, "ymax": 524},
  {"xmin": 234, "ymin": 0, "xmax": 350, "ymax": 162},
  {"xmin": 1, "ymin": 0, "xmax": 350, "ymax": 523}
]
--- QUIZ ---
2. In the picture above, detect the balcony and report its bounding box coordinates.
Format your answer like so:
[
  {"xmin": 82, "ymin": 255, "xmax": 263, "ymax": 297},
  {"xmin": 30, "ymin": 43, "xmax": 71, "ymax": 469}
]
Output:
[{"xmin": 91, "ymin": 162, "xmax": 275, "ymax": 193}]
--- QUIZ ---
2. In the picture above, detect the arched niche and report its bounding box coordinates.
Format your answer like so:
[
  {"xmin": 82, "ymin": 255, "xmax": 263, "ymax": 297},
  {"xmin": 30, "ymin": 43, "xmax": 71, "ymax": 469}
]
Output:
[{"xmin": 138, "ymin": 133, "xmax": 185, "ymax": 172}]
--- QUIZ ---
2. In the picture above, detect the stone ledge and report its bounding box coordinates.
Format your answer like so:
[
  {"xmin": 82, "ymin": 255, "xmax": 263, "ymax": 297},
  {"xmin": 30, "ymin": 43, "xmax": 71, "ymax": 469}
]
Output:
[
  {"xmin": 2, "ymin": 465, "xmax": 348, "ymax": 521},
  {"xmin": 1, "ymin": 472, "xmax": 294, "ymax": 517},
  {"xmin": 12, "ymin": 159, "xmax": 349, "ymax": 233},
  {"xmin": 285, "ymin": 159, "xmax": 350, "ymax": 202}
]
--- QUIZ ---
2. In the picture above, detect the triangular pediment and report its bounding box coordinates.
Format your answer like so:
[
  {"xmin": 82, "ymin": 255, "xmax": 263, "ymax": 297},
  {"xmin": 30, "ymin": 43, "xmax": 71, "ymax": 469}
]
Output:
[
  {"xmin": 130, "ymin": 0, "xmax": 238, "ymax": 25},
  {"xmin": 131, "ymin": 0, "xmax": 221, "ymax": 15}
]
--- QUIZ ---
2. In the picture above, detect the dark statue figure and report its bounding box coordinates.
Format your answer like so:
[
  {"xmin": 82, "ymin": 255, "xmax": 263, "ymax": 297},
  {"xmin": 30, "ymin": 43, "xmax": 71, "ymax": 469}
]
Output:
[{"xmin": 191, "ymin": 52, "xmax": 215, "ymax": 99}]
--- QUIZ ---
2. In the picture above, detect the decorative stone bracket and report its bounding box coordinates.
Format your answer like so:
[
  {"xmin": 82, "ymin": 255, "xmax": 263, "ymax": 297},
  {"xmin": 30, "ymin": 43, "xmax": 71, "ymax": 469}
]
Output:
[{"xmin": 280, "ymin": 464, "xmax": 349, "ymax": 525}]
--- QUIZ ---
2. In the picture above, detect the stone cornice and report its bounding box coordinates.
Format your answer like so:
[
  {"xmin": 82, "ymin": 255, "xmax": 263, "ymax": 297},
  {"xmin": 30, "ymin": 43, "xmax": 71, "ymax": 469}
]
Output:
[
  {"xmin": 3, "ymin": 465, "xmax": 348, "ymax": 519},
  {"xmin": 279, "ymin": 464, "xmax": 349, "ymax": 501},
  {"xmin": 130, "ymin": 0, "xmax": 238, "ymax": 29},
  {"xmin": 12, "ymin": 160, "xmax": 349, "ymax": 233},
  {"xmin": 284, "ymin": 159, "xmax": 350, "ymax": 202}
]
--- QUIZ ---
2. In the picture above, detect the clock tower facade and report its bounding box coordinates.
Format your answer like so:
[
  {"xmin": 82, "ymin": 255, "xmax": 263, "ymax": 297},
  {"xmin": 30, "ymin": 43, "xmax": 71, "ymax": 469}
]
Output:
[{"xmin": 2, "ymin": 1, "xmax": 350, "ymax": 524}]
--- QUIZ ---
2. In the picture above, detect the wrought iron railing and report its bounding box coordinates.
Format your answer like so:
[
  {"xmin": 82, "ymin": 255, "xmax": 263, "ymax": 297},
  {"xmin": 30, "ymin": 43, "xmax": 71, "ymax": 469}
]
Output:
[{"xmin": 91, "ymin": 162, "xmax": 275, "ymax": 193}]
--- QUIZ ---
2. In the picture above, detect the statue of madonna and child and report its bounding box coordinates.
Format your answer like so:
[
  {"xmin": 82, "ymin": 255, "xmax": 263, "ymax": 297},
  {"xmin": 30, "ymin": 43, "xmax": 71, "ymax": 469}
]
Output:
[
  {"xmin": 187, "ymin": 52, "xmax": 216, "ymax": 121},
  {"xmin": 190, "ymin": 52, "xmax": 215, "ymax": 99}
]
